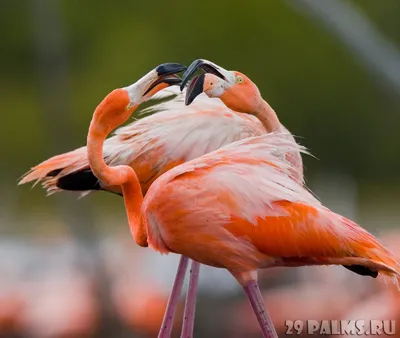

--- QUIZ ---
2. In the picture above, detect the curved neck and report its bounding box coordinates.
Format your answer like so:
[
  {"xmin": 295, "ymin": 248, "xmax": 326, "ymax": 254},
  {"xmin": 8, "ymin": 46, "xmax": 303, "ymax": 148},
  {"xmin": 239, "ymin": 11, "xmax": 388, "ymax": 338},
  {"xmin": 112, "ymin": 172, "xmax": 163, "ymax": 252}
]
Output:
[
  {"xmin": 87, "ymin": 96, "xmax": 137, "ymax": 184},
  {"xmin": 121, "ymin": 173, "xmax": 147, "ymax": 247},
  {"xmin": 87, "ymin": 120, "xmax": 115, "ymax": 185},
  {"xmin": 254, "ymin": 99, "xmax": 281, "ymax": 133},
  {"xmin": 87, "ymin": 101, "xmax": 148, "ymax": 247}
]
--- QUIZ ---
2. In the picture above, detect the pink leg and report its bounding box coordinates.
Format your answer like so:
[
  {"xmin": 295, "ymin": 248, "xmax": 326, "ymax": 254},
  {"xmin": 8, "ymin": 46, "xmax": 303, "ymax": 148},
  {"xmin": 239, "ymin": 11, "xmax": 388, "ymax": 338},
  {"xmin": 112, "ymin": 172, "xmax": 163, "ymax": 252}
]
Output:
[
  {"xmin": 242, "ymin": 280, "xmax": 278, "ymax": 338},
  {"xmin": 180, "ymin": 260, "xmax": 200, "ymax": 338},
  {"xmin": 158, "ymin": 255, "xmax": 189, "ymax": 338}
]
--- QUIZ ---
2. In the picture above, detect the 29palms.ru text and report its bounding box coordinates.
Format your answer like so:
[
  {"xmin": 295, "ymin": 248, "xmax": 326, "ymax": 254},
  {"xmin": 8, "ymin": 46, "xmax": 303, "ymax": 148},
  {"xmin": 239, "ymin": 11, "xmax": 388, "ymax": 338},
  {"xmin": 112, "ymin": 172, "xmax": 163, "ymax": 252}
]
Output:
[{"xmin": 285, "ymin": 320, "xmax": 396, "ymax": 335}]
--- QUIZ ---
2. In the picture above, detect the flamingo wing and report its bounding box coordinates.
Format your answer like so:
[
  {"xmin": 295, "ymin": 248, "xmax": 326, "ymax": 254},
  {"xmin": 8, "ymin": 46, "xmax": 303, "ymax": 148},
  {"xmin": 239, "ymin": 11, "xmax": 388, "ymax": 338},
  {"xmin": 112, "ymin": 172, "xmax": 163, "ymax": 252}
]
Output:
[{"xmin": 144, "ymin": 133, "xmax": 400, "ymax": 283}]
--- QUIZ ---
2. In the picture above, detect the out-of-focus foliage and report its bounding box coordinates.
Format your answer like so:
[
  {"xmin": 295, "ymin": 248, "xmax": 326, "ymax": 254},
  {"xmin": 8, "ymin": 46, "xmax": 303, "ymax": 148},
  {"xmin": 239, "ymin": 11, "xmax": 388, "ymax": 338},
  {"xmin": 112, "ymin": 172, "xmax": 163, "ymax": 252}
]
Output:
[
  {"xmin": 350, "ymin": 0, "xmax": 400, "ymax": 46},
  {"xmin": 1, "ymin": 0, "xmax": 399, "ymax": 182},
  {"xmin": 1, "ymin": 0, "xmax": 399, "ymax": 214}
]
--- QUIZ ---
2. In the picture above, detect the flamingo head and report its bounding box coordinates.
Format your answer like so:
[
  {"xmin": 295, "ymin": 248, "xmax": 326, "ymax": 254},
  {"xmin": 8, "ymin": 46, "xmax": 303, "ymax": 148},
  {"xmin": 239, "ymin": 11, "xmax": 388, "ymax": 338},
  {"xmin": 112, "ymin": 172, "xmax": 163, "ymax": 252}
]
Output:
[
  {"xmin": 181, "ymin": 59, "xmax": 261, "ymax": 114},
  {"xmin": 92, "ymin": 63, "xmax": 186, "ymax": 131},
  {"xmin": 125, "ymin": 63, "xmax": 186, "ymax": 104}
]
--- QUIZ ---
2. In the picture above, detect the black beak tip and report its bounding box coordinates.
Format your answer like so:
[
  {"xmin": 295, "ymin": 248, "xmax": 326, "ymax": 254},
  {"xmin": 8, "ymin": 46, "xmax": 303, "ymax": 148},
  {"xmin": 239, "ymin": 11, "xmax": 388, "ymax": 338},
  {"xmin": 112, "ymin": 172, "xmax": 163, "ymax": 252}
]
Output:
[
  {"xmin": 156, "ymin": 63, "xmax": 187, "ymax": 76},
  {"xmin": 185, "ymin": 74, "xmax": 205, "ymax": 106}
]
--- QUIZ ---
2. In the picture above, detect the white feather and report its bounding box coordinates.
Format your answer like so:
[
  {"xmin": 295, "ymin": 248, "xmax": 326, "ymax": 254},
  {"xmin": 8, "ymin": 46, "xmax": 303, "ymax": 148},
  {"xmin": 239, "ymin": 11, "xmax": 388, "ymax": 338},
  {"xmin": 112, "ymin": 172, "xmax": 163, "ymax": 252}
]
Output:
[{"xmin": 145, "ymin": 132, "xmax": 313, "ymax": 224}]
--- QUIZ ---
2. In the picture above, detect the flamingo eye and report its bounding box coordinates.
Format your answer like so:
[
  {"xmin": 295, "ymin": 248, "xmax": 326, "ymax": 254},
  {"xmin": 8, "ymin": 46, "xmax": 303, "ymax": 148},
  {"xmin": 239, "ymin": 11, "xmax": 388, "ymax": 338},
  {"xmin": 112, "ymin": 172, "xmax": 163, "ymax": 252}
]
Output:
[{"xmin": 236, "ymin": 76, "xmax": 244, "ymax": 84}]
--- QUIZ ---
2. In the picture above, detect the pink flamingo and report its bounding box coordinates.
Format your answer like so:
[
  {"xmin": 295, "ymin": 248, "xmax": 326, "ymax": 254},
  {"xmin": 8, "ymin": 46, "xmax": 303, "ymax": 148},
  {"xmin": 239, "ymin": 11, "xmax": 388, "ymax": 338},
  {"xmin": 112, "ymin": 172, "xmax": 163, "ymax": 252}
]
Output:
[
  {"xmin": 84, "ymin": 58, "xmax": 400, "ymax": 337},
  {"xmin": 180, "ymin": 59, "xmax": 304, "ymax": 183},
  {"xmin": 20, "ymin": 63, "xmax": 201, "ymax": 338},
  {"xmin": 20, "ymin": 61, "xmax": 299, "ymax": 337}
]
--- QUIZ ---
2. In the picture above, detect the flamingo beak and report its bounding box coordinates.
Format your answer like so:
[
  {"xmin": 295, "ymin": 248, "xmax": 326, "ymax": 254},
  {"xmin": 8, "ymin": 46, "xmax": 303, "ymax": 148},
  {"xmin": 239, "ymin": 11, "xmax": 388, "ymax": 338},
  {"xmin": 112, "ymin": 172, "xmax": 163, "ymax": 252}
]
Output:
[
  {"xmin": 156, "ymin": 63, "xmax": 187, "ymax": 77},
  {"xmin": 143, "ymin": 63, "xmax": 187, "ymax": 96},
  {"xmin": 180, "ymin": 59, "xmax": 235, "ymax": 105},
  {"xmin": 180, "ymin": 59, "xmax": 232, "ymax": 90},
  {"xmin": 184, "ymin": 73, "xmax": 206, "ymax": 106}
]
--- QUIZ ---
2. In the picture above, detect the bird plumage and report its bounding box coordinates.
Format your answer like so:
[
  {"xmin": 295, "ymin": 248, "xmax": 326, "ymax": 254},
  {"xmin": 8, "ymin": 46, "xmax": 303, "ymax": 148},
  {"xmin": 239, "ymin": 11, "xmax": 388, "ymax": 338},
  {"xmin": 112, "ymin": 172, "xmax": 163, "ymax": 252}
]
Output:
[
  {"xmin": 19, "ymin": 88, "xmax": 298, "ymax": 196},
  {"xmin": 143, "ymin": 132, "xmax": 400, "ymax": 286}
]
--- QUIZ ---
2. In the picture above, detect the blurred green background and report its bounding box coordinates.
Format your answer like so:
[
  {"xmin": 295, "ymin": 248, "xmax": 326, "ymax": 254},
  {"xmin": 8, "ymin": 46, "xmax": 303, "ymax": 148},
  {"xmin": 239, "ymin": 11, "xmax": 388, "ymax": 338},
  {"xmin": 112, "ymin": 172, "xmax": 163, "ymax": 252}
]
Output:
[{"xmin": 1, "ymin": 1, "xmax": 400, "ymax": 337}]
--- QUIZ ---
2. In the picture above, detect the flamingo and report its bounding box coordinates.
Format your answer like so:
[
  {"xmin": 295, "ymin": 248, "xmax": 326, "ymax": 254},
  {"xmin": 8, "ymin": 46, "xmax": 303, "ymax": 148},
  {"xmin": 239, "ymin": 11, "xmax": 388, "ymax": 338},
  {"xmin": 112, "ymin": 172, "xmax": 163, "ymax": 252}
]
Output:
[
  {"xmin": 21, "ymin": 63, "xmax": 201, "ymax": 338},
  {"xmin": 180, "ymin": 59, "xmax": 304, "ymax": 183},
  {"xmin": 84, "ymin": 58, "xmax": 400, "ymax": 338},
  {"xmin": 19, "ymin": 61, "xmax": 299, "ymax": 337}
]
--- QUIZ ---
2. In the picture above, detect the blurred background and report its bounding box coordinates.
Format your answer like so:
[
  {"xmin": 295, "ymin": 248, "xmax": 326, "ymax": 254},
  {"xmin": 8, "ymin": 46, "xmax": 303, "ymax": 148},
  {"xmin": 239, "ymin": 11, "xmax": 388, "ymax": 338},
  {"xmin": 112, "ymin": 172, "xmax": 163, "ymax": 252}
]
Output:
[{"xmin": 1, "ymin": 0, "xmax": 400, "ymax": 337}]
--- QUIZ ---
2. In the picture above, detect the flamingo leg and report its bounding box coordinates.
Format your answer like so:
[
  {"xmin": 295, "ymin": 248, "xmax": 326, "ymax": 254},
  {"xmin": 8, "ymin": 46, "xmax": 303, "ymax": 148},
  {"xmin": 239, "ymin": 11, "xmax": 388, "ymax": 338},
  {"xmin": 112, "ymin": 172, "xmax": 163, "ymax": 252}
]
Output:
[
  {"xmin": 158, "ymin": 255, "xmax": 189, "ymax": 338},
  {"xmin": 242, "ymin": 280, "xmax": 278, "ymax": 338},
  {"xmin": 180, "ymin": 260, "xmax": 201, "ymax": 338}
]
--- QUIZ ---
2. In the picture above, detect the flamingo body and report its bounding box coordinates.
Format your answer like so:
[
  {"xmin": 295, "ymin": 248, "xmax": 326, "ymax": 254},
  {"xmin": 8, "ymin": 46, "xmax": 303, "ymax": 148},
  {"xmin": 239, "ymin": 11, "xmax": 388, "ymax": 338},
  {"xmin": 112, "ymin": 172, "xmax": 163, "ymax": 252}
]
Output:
[{"xmin": 143, "ymin": 133, "xmax": 400, "ymax": 285}]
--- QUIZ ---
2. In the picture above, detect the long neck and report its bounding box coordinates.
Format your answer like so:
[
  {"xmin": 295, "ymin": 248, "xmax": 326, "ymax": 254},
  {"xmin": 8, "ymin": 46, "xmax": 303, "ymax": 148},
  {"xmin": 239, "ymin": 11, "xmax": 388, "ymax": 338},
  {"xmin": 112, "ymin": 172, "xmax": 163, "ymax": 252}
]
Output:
[
  {"xmin": 254, "ymin": 99, "xmax": 281, "ymax": 133},
  {"xmin": 87, "ymin": 102, "xmax": 148, "ymax": 247},
  {"xmin": 87, "ymin": 120, "xmax": 116, "ymax": 185},
  {"xmin": 121, "ymin": 172, "xmax": 147, "ymax": 247},
  {"xmin": 87, "ymin": 97, "xmax": 137, "ymax": 185}
]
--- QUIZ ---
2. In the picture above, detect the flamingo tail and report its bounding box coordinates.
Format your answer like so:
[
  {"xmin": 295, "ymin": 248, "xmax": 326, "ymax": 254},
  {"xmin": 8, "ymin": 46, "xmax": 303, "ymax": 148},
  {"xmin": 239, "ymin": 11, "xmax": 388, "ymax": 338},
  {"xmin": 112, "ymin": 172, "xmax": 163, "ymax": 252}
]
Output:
[
  {"xmin": 18, "ymin": 146, "xmax": 98, "ymax": 197},
  {"xmin": 327, "ymin": 216, "xmax": 400, "ymax": 288}
]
